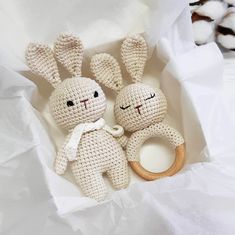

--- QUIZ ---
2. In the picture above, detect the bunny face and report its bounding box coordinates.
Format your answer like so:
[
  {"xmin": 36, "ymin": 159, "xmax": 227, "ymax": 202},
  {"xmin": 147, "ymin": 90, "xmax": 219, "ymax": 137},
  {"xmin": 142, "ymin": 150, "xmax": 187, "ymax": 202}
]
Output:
[
  {"xmin": 49, "ymin": 77, "xmax": 106, "ymax": 130},
  {"xmin": 114, "ymin": 83, "xmax": 167, "ymax": 132}
]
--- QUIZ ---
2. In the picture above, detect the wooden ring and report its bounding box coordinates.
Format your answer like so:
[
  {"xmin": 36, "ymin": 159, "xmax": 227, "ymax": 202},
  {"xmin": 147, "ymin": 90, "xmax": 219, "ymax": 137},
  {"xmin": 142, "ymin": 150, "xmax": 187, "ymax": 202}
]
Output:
[{"xmin": 129, "ymin": 144, "xmax": 185, "ymax": 181}]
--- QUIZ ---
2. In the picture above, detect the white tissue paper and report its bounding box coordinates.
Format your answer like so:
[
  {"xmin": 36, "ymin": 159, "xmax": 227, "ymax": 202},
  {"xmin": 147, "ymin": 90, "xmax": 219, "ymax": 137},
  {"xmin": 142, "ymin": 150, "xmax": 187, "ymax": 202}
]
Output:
[{"xmin": 1, "ymin": 0, "xmax": 235, "ymax": 234}]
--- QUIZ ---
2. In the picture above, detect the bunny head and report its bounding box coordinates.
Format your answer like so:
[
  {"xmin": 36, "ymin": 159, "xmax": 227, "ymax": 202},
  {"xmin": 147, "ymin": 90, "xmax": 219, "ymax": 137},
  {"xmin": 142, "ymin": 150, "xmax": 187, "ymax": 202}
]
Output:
[
  {"xmin": 91, "ymin": 35, "xmax": 167, "ymax": 132},
  {"xmin": 26, "ymin": 34, "xmax": 106, "ymax": 131}
]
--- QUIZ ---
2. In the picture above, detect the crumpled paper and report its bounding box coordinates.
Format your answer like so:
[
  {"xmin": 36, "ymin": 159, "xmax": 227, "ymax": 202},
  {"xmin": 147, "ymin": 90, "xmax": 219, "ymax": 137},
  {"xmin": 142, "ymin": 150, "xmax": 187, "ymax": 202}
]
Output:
[{"xmin": 1, "ymin": 0, "xmax": 235, "ymax": 234}]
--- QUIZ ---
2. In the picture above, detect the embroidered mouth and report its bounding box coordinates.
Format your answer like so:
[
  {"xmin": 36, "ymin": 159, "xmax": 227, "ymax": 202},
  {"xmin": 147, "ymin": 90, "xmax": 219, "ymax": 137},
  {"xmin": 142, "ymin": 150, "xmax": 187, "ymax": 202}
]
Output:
[
  {"xmin": 80, "ymin": 99, "xmax": 89, "ymax": 109},
  {"xmin": 135, "ymin": 104, "xmax": 142, "ymax": 115}
]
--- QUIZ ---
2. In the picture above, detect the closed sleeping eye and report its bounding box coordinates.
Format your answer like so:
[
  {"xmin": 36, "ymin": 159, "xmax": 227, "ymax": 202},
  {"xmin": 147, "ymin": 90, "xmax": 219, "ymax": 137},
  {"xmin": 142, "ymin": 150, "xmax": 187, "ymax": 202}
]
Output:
[
  {"xmin": 145, "ymin": 93, "xmax": 155, "ymax": 101},
  {"xmin": 120, "ymin": 105, "xmax": 130, "ymax": 110}
]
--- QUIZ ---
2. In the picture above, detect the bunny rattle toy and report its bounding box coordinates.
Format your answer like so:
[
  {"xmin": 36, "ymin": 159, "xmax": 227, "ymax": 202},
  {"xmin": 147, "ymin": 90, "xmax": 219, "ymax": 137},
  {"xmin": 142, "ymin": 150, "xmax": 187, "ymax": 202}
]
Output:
[
  {"xmin": 25, "ymin": 34, "xmax": 129, "ymax": 201},
  {"xmin": 91, "ymin": 35, "xmax": 185, "ymax": 181}
]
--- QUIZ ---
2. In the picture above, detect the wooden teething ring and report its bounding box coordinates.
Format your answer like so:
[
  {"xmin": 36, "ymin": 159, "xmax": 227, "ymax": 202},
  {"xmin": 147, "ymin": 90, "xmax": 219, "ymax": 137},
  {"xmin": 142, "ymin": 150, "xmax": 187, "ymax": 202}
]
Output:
[
  {"xmin": 129, "ymin": 144, "xmax": 185, "ymax": 181},
  {"xmin": 126, "ymin": 123, "xmax": 185, "ymax": 181}
]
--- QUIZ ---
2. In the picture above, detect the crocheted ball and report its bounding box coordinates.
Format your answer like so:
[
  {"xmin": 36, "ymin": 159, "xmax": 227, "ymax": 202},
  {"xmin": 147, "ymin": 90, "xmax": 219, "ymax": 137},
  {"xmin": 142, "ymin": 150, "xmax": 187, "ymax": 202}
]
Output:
[
  {"xmin": 49, "ymin": 77, "xmax": 106, "ymax": 130},
  {"xmin": 114, "ymin": 83, "xmax": 167, "ymax": 132}
]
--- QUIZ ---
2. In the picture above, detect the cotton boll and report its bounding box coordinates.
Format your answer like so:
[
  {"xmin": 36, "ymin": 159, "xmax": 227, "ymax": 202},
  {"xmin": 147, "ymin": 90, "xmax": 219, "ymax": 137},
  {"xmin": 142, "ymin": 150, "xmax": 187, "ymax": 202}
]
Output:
[
  {"xmin": 195, "ymin": 1, "xmax": 227, "ymax": 20},
  {"xmin": 217, "ymin": 34, "xmax": 235, "ymax": 49},
  {"xmin": 219, "ymin": 11, "xmax": 235, "ymax": 31},
  {"xmin": 189, "ymin": 0, "xmax": 199, "ymax": 3},
  {"xmin": 224, "ymin": 0, "xmax": 235, "ymax": 6},
  {"xmin": 226, "ymin": 7, "xmax": 235, "ymax": 14},
  {"xmin": 217, "ymin": 11, "xmax": 235, "ymax": 49},
  {"xmin": 191, "ymin": 0, "xmax": 234, "ymax": 46},
  {"xmin": 189, "ymin": 0, "xmax": 202, "ymax": 12},
  {"xmin": 189, "ymin": 0, "xmax": 204, "ymax": 5},
  {"xmin": 190, "ymin": 4, "xmax": 200, "ymax": 12},
  {"xmin": 193, "ymin": 20, "xmax": 214, "ymax": 44}
]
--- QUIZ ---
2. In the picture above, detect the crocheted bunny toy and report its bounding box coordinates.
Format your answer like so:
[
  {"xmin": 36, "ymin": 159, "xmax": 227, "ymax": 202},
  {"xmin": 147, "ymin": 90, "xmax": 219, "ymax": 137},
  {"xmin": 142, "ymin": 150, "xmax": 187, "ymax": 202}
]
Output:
[
  {"xmin": 91, "ymin": 35, "xmax": 185, "ymax": 180},
  {"xmin": 25, "ymin": 34, "xmax": 129, "ymax": 201}
]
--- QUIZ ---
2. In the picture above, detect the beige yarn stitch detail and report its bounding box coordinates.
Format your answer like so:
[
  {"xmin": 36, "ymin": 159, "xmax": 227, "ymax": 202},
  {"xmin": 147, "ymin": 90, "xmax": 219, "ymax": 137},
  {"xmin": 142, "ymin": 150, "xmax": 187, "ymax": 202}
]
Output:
[
  {"xmin": 115, "ymin": 83, "xmax": 167, "ymax": 132},
  {"xmin": 25, "ymin": 43, "xmax": 61, "ymax": 88},
  {"xmin": 121, "ymin": 35, "xmax": 147, "ymax": 83},
  {"xmin": 55, "ymin": 129, "xmax": 129, "ymax": 201},
  {"xmin": 126, "ymin": 122, "xmax": 184, "ymax": 161},
  {"xmin": 91, "ymin": 53, "xmax": 123, "ymax": 92},
  {"xmin": 116, "ymin": 135, "xmax": 129, "ymax": 149},
  {"xmin": 49, "ymin": 77, "xmax": 106, "ymax": 130},
  {"xmin": 54, "ymin": 34, "xmax": 84, "ymax": 77},
  {"xmin": 54, "ymin": 132, "xmax": 72, "ymax": 175},
  {"xmin": 71, "ymin": 129, "xmax": 129, "ymax": 201}
]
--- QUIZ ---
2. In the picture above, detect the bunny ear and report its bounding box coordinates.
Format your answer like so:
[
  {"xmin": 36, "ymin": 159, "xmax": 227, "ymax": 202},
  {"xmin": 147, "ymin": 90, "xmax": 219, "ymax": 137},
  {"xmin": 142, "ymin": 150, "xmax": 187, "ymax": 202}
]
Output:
[
  {"xmin": 90, "ymin": 53, "xmax": 123, "ymax": 92},
  {"xmin": 121, "ymin": 35, "xmax": 147, "ymax": 83},
  {"xmin": 25, "ymin": 43, "xmax": 61, "ymax": 88},
  {"xmin": 54, "ymin": 34, "xmax": 84, "ymax": 77}
]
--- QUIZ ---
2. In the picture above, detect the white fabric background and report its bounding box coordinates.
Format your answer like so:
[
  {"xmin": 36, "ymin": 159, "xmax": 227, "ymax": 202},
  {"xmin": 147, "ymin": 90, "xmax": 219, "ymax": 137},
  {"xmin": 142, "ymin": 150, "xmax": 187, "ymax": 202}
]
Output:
[{"xmin": 1, "ymin": 0, "xmax": 235, "ymax": 234}]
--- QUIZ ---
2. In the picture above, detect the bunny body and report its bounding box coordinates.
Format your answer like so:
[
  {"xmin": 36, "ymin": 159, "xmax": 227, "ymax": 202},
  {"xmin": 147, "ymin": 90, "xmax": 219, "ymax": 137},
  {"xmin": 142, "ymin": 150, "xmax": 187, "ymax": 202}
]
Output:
[
  {"xmin": 26, "ymin": 34, "xmax": 129, "ymax": 201},
  {"xmin": 56, "ymin": 128, "xmax": 127, "ymax": 201},
  {"xmin": 91, "ymin": 35, "xmax": 185, "ymax": 179}
]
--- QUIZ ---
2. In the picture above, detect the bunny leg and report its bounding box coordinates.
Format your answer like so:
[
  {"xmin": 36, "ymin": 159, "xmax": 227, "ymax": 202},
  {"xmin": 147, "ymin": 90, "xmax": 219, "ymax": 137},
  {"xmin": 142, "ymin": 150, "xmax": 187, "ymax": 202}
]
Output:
[
  {"xmin": 75, "ymin": 172, "xmax": 107, "ymax": 202},
  {"xmin": 107, "ymin": 163, "xmax": 129, "ymax": 190}
]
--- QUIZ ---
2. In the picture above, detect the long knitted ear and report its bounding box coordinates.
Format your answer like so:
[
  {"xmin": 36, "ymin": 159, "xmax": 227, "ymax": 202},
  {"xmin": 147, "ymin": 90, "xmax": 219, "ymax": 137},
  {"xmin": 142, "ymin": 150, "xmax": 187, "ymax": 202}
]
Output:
[
  {"xmin": 121, "ymin": 35, "xmax": 147, "ymax": 83},
  {"xmin": 90, "ymin": 53, "xmax": 123, "ymax": 92},
  {"xmin": 25, "ymin": 43, "xmax": 61, "ymax": 88},
  {"xmin": 54, "ymin": 34, "xmax": 84, "ymax": 77}
]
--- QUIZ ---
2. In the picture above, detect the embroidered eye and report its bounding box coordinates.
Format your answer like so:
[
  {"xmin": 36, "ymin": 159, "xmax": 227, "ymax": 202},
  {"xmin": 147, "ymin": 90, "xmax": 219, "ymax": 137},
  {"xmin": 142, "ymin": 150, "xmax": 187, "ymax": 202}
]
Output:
[
  {"xmin": 145, "ymin": 93, "xmax": 155, "ymax": 100},
  {"xmin": 94, "ymin": 91, "xmax": 99, "ymax": 98},
  {"xmin": 67, "ymin": 100, "xmax": 74, "ymax": 107},
  {"xmin": 120, "ymin": 105, "xmax": 130, "ymax": 110}
]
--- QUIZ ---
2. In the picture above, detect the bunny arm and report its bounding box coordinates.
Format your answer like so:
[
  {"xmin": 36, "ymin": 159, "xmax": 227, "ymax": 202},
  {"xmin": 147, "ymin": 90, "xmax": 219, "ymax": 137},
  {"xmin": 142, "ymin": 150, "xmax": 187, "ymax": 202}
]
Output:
[
  {"xmin": 102, "ymin": 124, "xmax": 128, "ymax": 148},
  {"xmin": 54, "ymin": 133, "xmax": 72, "ymax": 175},
  {"xmin": 116, "ymin": 135, "xmax": 129, "ymax": 149}
]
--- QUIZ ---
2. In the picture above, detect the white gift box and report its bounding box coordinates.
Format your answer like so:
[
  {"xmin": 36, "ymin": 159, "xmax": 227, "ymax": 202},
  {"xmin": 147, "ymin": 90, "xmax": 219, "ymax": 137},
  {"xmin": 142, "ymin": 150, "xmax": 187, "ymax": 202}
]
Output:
[{"xmin": 1, "ymin": 0, "xmax": 235, "ymax": 234}]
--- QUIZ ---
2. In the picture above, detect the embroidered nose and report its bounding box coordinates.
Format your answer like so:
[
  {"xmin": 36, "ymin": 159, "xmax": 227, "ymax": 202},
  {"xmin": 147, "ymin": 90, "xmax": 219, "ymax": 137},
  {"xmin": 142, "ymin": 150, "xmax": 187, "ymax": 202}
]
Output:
[
  {"xmin": 135, "ymin": 104, "xmax": 142, "ymax": 115},
  {"xmin": 80, "ymin": 99, "xmax": 89, "ymax": 109}
]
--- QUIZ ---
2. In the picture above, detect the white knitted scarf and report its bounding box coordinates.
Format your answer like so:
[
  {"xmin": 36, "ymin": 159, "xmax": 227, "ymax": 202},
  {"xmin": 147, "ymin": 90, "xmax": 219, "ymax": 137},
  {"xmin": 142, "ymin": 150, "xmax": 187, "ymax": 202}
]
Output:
[{"xmin": 65, "ymin": 118, "xmax": 124, "ymax": 161}]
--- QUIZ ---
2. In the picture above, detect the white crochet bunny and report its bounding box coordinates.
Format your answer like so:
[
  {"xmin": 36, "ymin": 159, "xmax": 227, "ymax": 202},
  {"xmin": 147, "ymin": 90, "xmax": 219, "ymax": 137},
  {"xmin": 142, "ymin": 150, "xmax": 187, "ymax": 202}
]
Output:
[
  {"xmin": 25, "ymin": 34, "xmax": 129, "ymax": 201},
  {"xmin": 91, "ymin": 35, "xmax": 185, "ymax": 180}
]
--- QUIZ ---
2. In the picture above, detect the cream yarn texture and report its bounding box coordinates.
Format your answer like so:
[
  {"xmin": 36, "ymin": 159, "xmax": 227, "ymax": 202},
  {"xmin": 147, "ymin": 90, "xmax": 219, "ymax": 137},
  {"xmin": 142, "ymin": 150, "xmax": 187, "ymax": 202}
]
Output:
[
  {"xmin": 49, "ymin": 77, "xmax": 106, "ymax": 130},
  {"xmin": 121, "ymin": 35, "xmax": 147, "ymax": 83},
  {"xmin": 91, "ymin": 35, "xmax": 185, "ymax": 162},
  {"xmin": 26, "ymin": 44, "xmax": 61, "ymax": 88},
  {"xmin": 114, "ymin": 83, "xmax": 167, "ymax": 132},
  {"xmin": 90, "ymin": 53, "xmax": 124, "ymax": 92},
  {"xmin": 126, "ymin": 123, "xmax": 184, "ymax": 161},
  {"xmin": 25, "ymin": 34, "xmax": 129, "ymax": 201}
]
